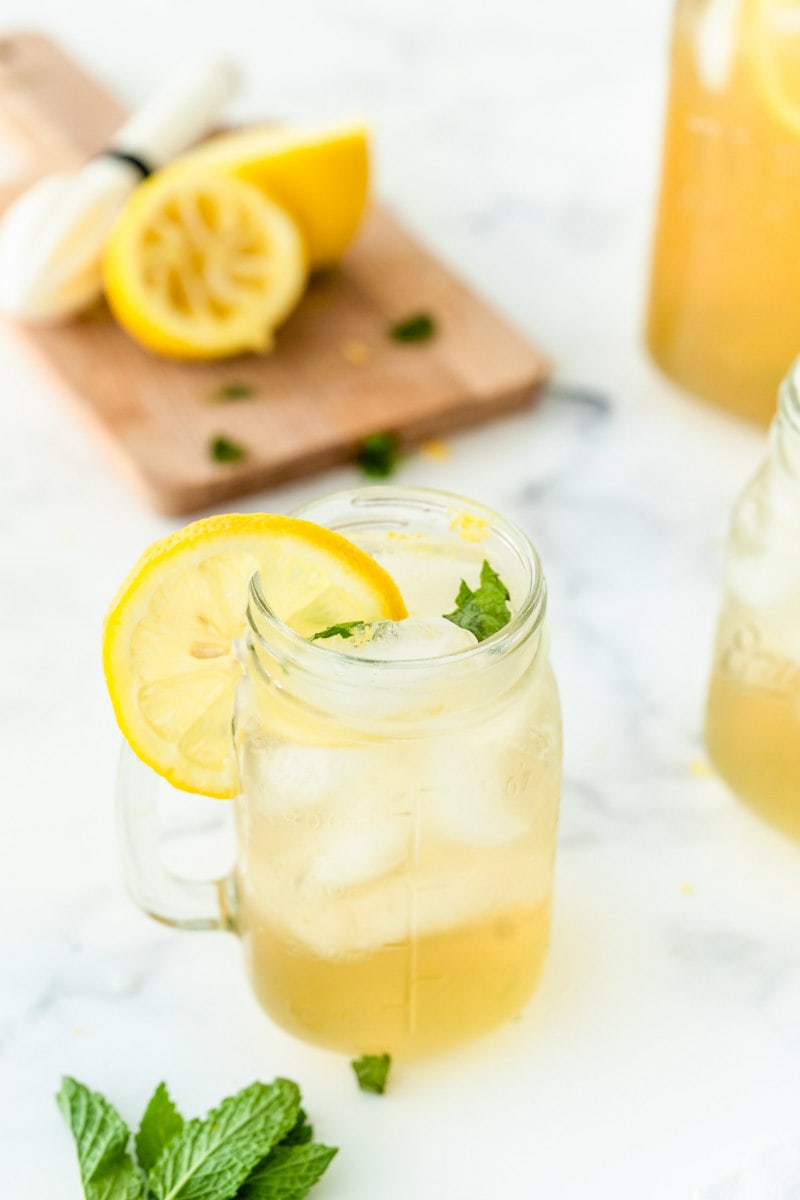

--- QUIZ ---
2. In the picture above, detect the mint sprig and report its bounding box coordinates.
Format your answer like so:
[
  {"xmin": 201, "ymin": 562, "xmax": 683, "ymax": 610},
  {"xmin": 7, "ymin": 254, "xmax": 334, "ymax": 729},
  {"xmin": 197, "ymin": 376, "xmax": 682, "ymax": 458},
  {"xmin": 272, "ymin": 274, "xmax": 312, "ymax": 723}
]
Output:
[
  {"xmin": 443, "ymin": 560, "xmax": 512, "ymax": 642},
  {"xmin": 310, "ymin": 559, "xmax": 512, "ymax": 649},
  {"xmin": 57, "ymin": 1077, "xmax": 336, "ymax": 1200},
  {"xmin": 238, "ymin": 1145, "xmax": 338, "ymax": 1200},
  {"xmin": 135, "ymin": 1083, "xmax": 185, "ymax": 1175},
  {"xmin": 351, "ymin": 1054, "xmax": 391, "ymax": 1095},
  {"xmin": 56, "ymin": 1078, "xmax": 144, "ymax": 1200},
  {"xmin": 148, "ymin": 1080, "xmax": 299, "ymax": 1200}
]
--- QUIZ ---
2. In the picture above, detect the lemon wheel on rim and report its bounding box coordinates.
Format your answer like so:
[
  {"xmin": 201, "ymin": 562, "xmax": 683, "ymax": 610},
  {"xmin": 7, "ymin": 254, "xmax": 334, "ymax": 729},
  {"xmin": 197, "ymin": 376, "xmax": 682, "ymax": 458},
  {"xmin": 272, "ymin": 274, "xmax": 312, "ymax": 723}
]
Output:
[{"xmin": 103, "ymin": 514, "xmax": 407, "ymax": 798}]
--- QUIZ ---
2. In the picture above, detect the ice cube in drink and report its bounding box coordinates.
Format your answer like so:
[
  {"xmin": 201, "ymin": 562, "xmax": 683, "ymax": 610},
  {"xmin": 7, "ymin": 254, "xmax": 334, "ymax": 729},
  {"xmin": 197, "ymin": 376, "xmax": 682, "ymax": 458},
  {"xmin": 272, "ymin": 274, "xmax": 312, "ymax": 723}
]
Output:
[{"xmin": 234, "ymin": 496, "xmax": 562, "ymax": 1056}]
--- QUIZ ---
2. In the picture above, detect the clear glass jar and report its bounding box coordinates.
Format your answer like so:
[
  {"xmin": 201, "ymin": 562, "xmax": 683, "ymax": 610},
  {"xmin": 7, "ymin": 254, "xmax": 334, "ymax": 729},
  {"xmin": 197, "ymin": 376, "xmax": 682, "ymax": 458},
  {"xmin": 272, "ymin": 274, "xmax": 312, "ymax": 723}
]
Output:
[
  {"xmin": 647, "ymin": 0, "xmax": 800, "ymax": 423},
  {"xmin": 234, "ymin": 488, "xmax": 562, "ymax": 1056},
  {"xmin": 705, "ymin": 361, "xmax": 800, "ymax": 834},
  {"xmin": 118, "ymin": 487, "xmax": 563, "ymax": 1058}
]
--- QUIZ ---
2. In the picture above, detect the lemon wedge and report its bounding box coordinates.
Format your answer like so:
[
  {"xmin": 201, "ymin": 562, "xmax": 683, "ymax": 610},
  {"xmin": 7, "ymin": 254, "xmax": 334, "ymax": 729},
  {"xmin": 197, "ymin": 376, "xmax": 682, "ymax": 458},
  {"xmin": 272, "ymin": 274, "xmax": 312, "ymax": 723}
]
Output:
[
  {"xmin": 103, "ymin": 171, "xmax": 307, "ymax": 360},
  {"xmin": 751, "ymin": 0, "xmax": 800, "ymax": 133},
  {"xmin": 178, "ymin": 123, "xmax": 369, "ymax": 269},
  {"xmin": 103, "ymin": 514, "xmax": 407, "ymax": 797}
]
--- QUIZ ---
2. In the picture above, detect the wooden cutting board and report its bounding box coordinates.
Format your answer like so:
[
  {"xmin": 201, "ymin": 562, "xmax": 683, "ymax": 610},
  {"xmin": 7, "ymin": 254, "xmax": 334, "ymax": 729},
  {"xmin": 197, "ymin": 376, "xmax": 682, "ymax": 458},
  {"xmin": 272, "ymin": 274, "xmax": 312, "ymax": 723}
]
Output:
[{"xmin": 0, "ymin": 32, "xmax": 547, "ymax": 514}]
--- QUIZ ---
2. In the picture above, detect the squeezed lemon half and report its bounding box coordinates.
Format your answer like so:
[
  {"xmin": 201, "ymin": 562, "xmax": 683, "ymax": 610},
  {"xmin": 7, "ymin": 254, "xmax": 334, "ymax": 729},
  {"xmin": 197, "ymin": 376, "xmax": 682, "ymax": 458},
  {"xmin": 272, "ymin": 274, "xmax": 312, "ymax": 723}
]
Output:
[
  {"xmin": 176, "ymin": 123, "xmax": 370, "ymax": 269},
  {"xmin": 103, "ymin": 514, "xmax": 407, "ymax": 797},
  {"xmin": 103, "ymin": 171, "xmax": 307, "ymax": 360}
]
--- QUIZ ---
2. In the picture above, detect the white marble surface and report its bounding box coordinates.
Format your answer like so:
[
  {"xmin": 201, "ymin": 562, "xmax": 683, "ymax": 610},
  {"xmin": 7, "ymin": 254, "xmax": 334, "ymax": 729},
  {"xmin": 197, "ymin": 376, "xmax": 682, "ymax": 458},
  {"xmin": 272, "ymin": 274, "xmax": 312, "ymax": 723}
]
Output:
[{"xmin": 2, "ymin": 1, "xmax": 800, "ymax": 1197}]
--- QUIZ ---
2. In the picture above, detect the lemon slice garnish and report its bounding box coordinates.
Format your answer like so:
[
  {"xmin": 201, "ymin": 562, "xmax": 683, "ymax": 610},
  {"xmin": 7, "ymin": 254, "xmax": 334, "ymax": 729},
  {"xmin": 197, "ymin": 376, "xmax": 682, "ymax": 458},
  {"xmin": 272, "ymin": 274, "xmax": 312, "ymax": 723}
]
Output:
[
  {"xmin": 103, "ymin": 171, "xmax": 307, "ymax": 360},
  {"xmin": 103, "ymin": 514, "xmax": 407, "ymax": 797}
]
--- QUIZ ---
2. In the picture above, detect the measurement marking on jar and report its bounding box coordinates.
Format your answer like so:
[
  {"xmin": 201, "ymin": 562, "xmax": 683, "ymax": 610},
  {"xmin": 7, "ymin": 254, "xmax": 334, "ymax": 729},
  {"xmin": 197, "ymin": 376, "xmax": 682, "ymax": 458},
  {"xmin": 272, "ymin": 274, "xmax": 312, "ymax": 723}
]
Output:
[{"xmin": 404, "ymin": 785, "xmax": 422, "ymax": 1036}]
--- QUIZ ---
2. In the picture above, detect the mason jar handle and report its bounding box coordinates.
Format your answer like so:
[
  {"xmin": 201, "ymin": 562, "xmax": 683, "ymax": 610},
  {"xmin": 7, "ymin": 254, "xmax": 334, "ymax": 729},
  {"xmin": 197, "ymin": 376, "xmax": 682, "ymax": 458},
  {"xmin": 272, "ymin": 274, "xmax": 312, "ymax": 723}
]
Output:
[{"xmin": 115, "ymin": 742, "xmax": 238, "ymax": 932}]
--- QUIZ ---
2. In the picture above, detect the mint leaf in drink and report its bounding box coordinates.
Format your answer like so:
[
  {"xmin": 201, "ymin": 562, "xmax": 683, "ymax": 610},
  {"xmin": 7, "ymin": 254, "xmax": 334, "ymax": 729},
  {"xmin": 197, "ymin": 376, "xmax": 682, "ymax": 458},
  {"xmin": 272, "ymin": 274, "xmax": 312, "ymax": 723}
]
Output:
[
  {"xmin": 56, "ymin": 1076, "xmax": 144, "ymax": 1200},
  {"xmin": 135, "ymin": 1083, "xmax": 184, "ymax": 1175},
  {"xmin": 351, "ymin": 1053, "xmax": 391, "ymax": 1095},
  {"xmin": 443, "ymin": 560, "xmax": 512, "ymax": 643},
  {"xmin": 388, "ymin": 311, "xmax": 437, "ymax": 343},
  {"xmin": 309, "ymin": 620, "xmax": 368, "ymax": 642},
  {"xmin": 209, "ymin": 435, "xmax": 246, "ymax": 464},
  {"xmin": 281, "ymin": 1109, "xmax": 314, "ymax": 1146},
  {"xmin": 356, "ymin": 431, "xmax": 399, "ymax": 478},
  {"xmin": 238, "ymin": 1144, "xmax": 337, "ymax": 1199},
  {"xmin": 148, "ymin": 1079, "xmax": 299, "ymax": 1200}
]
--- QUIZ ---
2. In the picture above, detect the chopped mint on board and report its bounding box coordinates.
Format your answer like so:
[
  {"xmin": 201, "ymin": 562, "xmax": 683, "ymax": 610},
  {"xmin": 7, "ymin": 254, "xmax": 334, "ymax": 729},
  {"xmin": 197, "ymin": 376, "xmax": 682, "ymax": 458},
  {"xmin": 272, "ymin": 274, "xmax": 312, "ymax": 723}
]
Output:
[
  {"xmin": 388, "ymin": 311, "xmax": 437, "ymax": 343},
  {"xmin": 209, "ymin": 381, "xmax": 256, "ymax": 402},
  {"xmin": 443, "ymin": 560, "xmax": 512, "ymax": 642},
  {"xmin": 57, "ymin": 1076, "xmax": 337, "ymax": 1200},
  {"xmin": 351, "ymin": 1053, "xmax": 391, "ymax": 1095},
  {"xmin": 310, "ymin": 620, "xmax": 369, "ymax": 642},
  {"xmin": 209, "ymin": 435, "xmax": 247, "ymax": 464},
  {"xmin": 356, "ymin": 431, "xmax": 399, "ymax": 478}
]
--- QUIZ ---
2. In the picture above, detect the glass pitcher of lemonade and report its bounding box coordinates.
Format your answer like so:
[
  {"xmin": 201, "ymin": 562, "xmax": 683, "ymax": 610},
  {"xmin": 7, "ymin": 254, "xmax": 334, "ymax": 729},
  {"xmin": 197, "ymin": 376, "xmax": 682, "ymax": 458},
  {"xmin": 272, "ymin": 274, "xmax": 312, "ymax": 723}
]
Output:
[
  {"xmin": 705, "ymin": 361, "xmax": 800, "ymax": 834},
  {"xmin": 647, "ymin": 0, "xmax": 800, "ymax": 423},
  {"xmin": 116, "ymin": 488, "xmax": 563, "ymax": 1057}
]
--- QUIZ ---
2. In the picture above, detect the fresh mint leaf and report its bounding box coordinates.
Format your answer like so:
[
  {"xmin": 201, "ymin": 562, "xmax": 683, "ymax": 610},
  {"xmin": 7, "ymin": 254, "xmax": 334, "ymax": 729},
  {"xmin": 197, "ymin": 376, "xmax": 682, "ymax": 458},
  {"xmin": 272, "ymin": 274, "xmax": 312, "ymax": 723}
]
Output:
[
  {"xmin": 209, "ymin": 435, "xmax": 246, "ymax": 464},
  {"xmin": 351, "ymin": 1054, "xmax": 391, "ymax": 1095},
  {"xmin": 237, "ymin": 1144, "xmax": 337, "ymax": 1200},
  {"xmin": 309, "ymin": 620, "xmax": 368, "ymax": 642},
  {"xmin": 209, "ymin": 381, "xmax": 256, "ymax": 403},
  {"xmin": 86, "ymin": 1162, "xmax": 144, "ymax": 1200},
  {"xmin": 356, "ymin": 432, "xmax": 399, "ymax": 478},
  {"xmin": 443, "ymin": 560, "xmax": 511, "ymax": 643},
  {"xmin": 280, "ymin": 1109, "xmax": 313, "ymax": 1146},
  {"xmin": 388, "ymin": 311, "xmax": 437, "ymax": 343},
  {"xmin": 136, "ymin": 1083, "xmax": 184, "ymax": 1175},
  {"xmin": 56, "ymin": 1076, "xmax": 144, "ymax": 1200},
  {"xmin": 148, "ymin": 1079, "xmax": 299, "ymax": 1200}
]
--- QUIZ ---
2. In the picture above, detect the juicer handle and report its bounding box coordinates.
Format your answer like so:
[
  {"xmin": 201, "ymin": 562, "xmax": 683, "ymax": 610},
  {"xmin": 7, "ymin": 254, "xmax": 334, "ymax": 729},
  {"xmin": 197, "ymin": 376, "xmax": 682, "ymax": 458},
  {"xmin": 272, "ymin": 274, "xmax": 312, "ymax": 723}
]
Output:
[
  {"xmin": 116, "ymin": 742, "xmax": 238, "ymax": 932},
  {"xmin": 114, "ymin": 55, "xmax": 241, "ymax": 169}
]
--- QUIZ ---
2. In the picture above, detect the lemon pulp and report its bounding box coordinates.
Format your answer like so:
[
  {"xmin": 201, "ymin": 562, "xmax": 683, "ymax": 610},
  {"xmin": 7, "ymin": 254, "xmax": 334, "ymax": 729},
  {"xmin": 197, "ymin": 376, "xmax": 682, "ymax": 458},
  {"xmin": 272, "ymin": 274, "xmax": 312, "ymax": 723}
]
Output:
[{"xmin": 104, "ymin": 171, "xmax": 307, "ymax": 360}]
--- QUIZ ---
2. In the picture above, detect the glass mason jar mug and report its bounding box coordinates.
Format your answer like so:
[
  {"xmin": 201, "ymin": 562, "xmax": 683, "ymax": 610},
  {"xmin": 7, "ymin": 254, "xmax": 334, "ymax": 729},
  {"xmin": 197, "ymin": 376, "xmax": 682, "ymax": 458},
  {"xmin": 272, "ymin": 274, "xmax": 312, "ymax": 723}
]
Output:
[
  {"xmin": 705, "ymin": 361, "xmax": 800, "ymax": 835},
  {"xmin": 118, "ymin": 487, "xmax": 563, "ymax": 1057}
]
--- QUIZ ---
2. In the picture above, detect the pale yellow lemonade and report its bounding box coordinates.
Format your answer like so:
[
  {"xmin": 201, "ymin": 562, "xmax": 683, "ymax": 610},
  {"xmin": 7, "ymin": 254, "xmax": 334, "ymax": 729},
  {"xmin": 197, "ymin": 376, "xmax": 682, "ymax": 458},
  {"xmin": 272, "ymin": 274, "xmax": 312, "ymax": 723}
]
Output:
[
  {"xmin": 647, "ymin": 0, "xmax": 800, "ymax": 422},
  {"xmin": 232, "ymin": 496, "xmax": 562, "ymax": 1056},
  {"xmin": 706, "ymin": 617, "xmax": 800, "ymax": 834},
  {"xmin": 706, "ymin": 364, "xmax": 800, "ymax": 833}
]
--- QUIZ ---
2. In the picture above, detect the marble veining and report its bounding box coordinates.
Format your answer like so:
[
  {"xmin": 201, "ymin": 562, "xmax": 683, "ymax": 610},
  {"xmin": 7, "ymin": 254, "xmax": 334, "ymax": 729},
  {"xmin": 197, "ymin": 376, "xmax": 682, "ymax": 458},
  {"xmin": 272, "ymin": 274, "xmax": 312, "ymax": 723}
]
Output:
[{"xmin": 1, "ymin": 0, "xmax": 799, "ymax": 1197}]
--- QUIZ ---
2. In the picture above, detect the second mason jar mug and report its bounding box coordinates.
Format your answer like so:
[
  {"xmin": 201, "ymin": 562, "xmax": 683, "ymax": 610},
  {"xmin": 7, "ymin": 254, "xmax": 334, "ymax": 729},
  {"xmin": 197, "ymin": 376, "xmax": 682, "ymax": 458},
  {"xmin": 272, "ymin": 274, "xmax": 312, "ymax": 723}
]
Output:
[
  {"xmin": 118, "ymin": 487, "xmax": 563, "ymax": 1057},
  {"xmin": 705, "ymin": 362, "xmax": 800, "ymax": 837}
]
